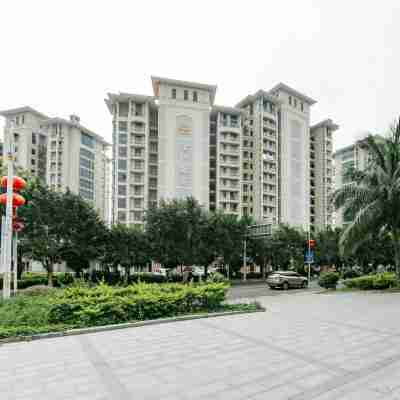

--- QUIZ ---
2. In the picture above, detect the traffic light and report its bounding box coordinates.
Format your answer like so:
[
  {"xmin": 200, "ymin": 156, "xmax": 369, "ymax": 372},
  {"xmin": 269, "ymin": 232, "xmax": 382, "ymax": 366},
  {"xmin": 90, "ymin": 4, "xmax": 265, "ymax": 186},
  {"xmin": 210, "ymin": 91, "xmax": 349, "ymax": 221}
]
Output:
[{"xmin": 306, "ymin": 239, "xmax": 316, "ymax": 250}]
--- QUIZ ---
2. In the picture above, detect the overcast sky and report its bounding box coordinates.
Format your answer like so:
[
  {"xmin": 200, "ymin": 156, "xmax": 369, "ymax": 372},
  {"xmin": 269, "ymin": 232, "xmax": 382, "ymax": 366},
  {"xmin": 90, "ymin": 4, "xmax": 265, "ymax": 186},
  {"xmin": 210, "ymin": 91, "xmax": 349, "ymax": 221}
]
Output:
[{"xmin": 1, "ymin": 0, "xmax": 399, "ymax": 150}]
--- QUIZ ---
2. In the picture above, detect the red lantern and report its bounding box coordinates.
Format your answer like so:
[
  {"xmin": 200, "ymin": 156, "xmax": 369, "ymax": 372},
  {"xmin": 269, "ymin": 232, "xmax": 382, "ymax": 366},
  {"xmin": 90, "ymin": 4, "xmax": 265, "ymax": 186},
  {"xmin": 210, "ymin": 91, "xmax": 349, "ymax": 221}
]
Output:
[
  {"xmin": 0, "ymin": 176, "xmax": 26, "ymax": 191},
  {"xmin": 0, "ymin": 193, "xmax": 26, "ymax": 207},
  {"xmin": 12, "ymin": 220, "xmax": 24, "ymax": 232}
]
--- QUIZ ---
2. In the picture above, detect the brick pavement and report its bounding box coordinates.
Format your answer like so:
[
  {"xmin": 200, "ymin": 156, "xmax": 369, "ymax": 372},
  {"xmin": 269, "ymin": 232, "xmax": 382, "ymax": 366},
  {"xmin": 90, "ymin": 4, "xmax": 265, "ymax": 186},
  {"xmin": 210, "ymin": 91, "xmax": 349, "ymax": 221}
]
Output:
[{"xmin": 1, "ymin": 291, "xmax": 400, "ymax": 399}]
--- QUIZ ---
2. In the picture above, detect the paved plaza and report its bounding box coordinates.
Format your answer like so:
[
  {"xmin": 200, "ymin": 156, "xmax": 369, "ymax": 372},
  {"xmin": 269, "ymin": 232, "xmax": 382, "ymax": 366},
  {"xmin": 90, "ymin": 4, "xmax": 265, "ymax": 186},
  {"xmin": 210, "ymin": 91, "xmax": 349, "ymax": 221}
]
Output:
[{"xmin": 1, "ymin": 291, "xmax": 400, "ymax": 399}]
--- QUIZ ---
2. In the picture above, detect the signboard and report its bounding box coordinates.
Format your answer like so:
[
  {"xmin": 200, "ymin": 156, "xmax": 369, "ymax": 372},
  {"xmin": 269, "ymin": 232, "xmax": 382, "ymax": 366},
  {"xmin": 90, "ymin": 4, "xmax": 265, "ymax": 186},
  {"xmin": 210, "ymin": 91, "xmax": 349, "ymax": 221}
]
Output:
[
  {"xmin": 247, "ymin": 224, "xmax": 272, "ymax": 238},
  {"xmin": 304, "ymin": 249, "xmax": 314, "ymax": 264}
]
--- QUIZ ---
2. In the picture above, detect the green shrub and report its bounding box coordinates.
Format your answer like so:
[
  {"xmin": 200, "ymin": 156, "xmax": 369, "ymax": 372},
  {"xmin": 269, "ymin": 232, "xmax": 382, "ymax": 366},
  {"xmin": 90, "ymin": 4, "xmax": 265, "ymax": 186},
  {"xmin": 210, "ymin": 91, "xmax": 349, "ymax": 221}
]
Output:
[
  {"xmin": 343, "ymin": 273, "xmax": 398, "ymax": 290},
  {"xmin": 318, "ymin": 272, "xmax": 340, "ymax": 289},
  {"xmin": 128, "ymin": 273, "xmax": 167, "ymax": 284},
  {"xmin": 342, "ymin": 270, "xmax": 361, "ymax": 280},
  {"xmin": 48, "ymin": 282, "xmax": 229, "ymax": 326},
  {"xmin": 207, "ymin": 272, "xmax": 228, "ymax": 283}
]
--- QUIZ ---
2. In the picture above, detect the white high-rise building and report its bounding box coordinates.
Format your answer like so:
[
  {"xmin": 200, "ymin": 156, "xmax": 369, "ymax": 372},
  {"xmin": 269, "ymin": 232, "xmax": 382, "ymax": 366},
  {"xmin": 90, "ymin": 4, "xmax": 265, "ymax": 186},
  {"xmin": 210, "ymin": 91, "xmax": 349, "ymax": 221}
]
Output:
[
  {"xmin": 0, "ymin": 107, "xmax": 111, "ymax": 222},
  {"xmin": 106, "ymin": 77, "xmax": 338, "ymax": 231},
  {"xmin": 333, "ymin": 138, "xmax": 371, "ymax": 227}
]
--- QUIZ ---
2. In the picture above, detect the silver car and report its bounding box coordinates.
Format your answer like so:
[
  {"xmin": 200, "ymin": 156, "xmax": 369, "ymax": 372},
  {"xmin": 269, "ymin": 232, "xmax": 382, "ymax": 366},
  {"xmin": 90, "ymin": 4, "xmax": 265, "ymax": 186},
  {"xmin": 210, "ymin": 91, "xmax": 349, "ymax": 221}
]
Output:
[{"xmin": 267, "ymin": 271, "xmax": 308, "ymax": 290}]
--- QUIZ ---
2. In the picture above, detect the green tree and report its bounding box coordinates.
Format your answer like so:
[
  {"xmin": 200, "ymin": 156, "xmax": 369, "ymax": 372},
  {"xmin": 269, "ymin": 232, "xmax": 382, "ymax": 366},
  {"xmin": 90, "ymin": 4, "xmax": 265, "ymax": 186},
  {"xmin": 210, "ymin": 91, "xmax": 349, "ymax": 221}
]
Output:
[
  {"xmin": 106, "ymin": 224, "xmax": 150, "ymax": 280},
  {"xmin": 18, "ymin": 185, "xmax": 107, "ymax": 285},
  {"xmin": 314, "ymin": 227, "xmax": 343, "ymax": 269},
  {"xmin": 145, "ymin": 197, "xmax": 206, "ymax": 269},
  {"xmin": 269, "ymin": 224, "xmax": 307, "ymax": 270},
  {"xmin": 333, "ymin": 119, "xmax": 400, "ymax": 278}
]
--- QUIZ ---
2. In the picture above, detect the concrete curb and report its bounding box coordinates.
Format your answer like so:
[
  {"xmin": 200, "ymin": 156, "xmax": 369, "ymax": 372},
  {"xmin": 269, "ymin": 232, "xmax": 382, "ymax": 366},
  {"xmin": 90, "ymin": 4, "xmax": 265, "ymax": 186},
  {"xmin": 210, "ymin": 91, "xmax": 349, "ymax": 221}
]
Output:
[{"xmin": 0, "ymin": 308, "xmax": 265, "ymax": 345}]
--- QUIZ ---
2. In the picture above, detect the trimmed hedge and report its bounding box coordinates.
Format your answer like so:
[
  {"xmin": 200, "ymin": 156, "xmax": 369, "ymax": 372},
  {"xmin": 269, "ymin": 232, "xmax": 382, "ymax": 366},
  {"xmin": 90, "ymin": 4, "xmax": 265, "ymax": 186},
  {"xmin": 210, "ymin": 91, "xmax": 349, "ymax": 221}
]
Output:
[
  {"xmin": 343, "ymin": 273, "xmax": 399, "ymax": 290},
  {"xmin": 0, "ymin": 272, "xmax": 74, "ymax": 290},
  {"xmin": 48, "ymin": 282, "xmax": 229, "ymax": 326},
  {"xmin": 318, "ymin": 272, "xmax": 340, "ymax": 289}
]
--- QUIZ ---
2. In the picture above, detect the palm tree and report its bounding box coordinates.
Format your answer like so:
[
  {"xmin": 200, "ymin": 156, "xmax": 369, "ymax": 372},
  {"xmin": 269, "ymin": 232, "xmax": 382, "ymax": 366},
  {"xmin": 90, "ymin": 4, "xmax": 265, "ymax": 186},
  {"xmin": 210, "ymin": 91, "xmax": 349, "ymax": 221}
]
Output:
[{"xmin": 333, "ymin": 118, "xmax": 400, "ymax": 278}]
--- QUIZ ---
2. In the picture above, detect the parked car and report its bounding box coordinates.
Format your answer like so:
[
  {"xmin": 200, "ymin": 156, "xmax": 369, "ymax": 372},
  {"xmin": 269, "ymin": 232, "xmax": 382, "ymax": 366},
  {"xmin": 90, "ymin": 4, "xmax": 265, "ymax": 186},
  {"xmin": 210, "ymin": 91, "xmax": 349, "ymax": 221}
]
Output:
[{"xmin": 266, "ymin": 271, "xmax": 308, "ymax": 289}]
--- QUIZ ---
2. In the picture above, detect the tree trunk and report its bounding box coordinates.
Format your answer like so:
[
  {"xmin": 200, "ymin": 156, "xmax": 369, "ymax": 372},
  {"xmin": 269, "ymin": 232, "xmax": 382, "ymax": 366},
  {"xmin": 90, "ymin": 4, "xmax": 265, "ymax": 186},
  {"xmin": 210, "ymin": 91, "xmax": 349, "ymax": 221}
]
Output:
[
  {"xmin": 47, "ymin": 262, "xmax": 54, "ymax": 287},
  {"xmin": 393, "ymin": 231, "xmax": 400, "ymax": 279},
  {"xmin": 262, "ymin": 258, "xmax": 267, "ymax": 280}
]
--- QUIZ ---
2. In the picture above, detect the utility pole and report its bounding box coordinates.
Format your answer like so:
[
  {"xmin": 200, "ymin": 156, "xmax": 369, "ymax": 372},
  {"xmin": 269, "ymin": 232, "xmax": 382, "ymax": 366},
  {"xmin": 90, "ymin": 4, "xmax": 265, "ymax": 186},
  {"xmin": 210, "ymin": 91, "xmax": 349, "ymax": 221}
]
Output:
[
  {"xmin": 307, "ymin": 229, "xmax": 311, "ymax": 283},
  {"xmin": 2, "ymin": 120, "xmax": 15, "ymax": 299},
  {"xmin": 243, "ymin": 235, "xmax": 247, "ymax": 281}
]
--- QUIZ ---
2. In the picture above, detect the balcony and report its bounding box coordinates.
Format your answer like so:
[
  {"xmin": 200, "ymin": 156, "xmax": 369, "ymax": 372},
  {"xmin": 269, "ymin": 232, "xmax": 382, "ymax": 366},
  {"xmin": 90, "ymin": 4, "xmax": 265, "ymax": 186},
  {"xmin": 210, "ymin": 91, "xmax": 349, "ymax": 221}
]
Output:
[{"xmin": 220, "ymin": 134, "xmax": 239, "ymax": 144}]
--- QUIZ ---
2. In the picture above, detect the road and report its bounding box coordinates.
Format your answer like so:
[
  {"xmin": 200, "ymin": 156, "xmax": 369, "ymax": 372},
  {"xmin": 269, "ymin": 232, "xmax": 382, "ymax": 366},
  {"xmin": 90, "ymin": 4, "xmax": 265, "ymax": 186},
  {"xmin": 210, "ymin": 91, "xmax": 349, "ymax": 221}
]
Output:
[
  {"xmin": 1, "ymin": 290, "xmax": 400, "ymax": 399},
  {"xmin": 228, "ymin": 280, "xmax": 320, "ymax": 300}
]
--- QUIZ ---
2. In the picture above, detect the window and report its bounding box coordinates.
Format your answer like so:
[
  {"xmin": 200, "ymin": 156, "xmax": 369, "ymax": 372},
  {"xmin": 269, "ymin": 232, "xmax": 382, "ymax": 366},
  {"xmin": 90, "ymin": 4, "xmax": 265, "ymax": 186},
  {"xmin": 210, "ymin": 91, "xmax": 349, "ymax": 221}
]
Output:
[
  {"xmin": 119, "ymin": 134, "xmax": 127, "ymax": 145},
  {"xmin": 118, "ymin": 159, "xmax": 127, "ymax": 170},
  {"xmin": 32, "ymin": 133, "xmax": 37, "ymax": 144},
  {"xmin": 31, "ymin": 149, "xmax": 36, "ymax": 155},
  {"xmin": 118, "ymin": 185, "xmax": 127, "ymax": 196},
  {"xmin": 289, "ymin": 96, "xmax": 292, "ymax": 105},
  {"xmin": 118, "ymin": 172, "xmax": 127, "ymax": 182},
  {"xmin": 294, "ymin": 98, "xmax": 297, "ymax": 107},
  {"xmin": 80, "ymin": 157, "xmax": 93, "ymax": 169},
  {"xmin": 80, "ymin": 168, "xmax": 94, "ymax": 180},
  {"xmin": 135, "ymin": 103, "xmax": 143, "ymax": 116},
  {"xmin": 184, "ymin": 90, "xmax": 188, "ymax": 100},
  {"xmin": 193, "ymin": 91, "xmax": 198, "ymax": 102},
  {"xmin": 80, "ymin": 148, "xmax": 95, "ymax": 160},
  {"xmin": 80, "ymin": 179, "xmax": 94, "ymax": 190},
  {"xmin": 118, "ymin": 197, "xmax": 127, "ymax": 208},
  {"xmin": 301, "ymin": 103, "xmax": 304, "ymax": 112},
  {"xmin": 21, "ymin": 115, "xmax": 25, "ymax": 124},
  {"xmin": 81, "ymin": 132, "xmax": 94, "ymax": 148},
  {"xmin": 118, "ymin": 121, "xmax": 128, "ymax": 132},
  {"xmin": 118, "ymin": 146, "xmax": 127, "ymax": 157},
  {"xmin": 172, "ymin": 88, "xmax": 176, "ymax": 99},
  {"xmin": 80, "ymin": 189, "xmax": 94, "ymax": 200},
  {"xmin": 31, "ymin": 159, "xmax": 36, "ymax": 165},
  {"xmin": 117, "ymin": 211, "xmax": 126, "ymax": 222}
]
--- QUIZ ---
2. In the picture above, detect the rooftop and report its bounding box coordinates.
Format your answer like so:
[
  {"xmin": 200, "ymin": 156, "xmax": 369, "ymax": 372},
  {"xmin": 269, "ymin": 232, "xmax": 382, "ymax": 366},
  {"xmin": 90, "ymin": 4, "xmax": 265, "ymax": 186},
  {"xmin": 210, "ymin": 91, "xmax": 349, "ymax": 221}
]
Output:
[
  {"xmin": 104, "ymin": 92, "xmax": 156, "ymax": 114},
  {"xmin": 0, "ymin": 106, "xmax": 49, "ymax": 120},
  {"xmin": 269, "ymin": 82, "xmax": 317, "ymax": 105},
  {"xmin": 211, "ymin": 105, "xmax": 244, "ymax": 116},
  {"xmin": 41, "ymin": 117, "xmax": 111, "ymax": 146},
  {"xmin": 151, "ymin": 76, "xmax": 217, "ymax": 105},
  {"xmin": 235, "ymin": 90, "xmax": 281, "ymax": 109},
  {"xmin": 311, "ymin": 119, "xmax": 339, "ymax": 132}
]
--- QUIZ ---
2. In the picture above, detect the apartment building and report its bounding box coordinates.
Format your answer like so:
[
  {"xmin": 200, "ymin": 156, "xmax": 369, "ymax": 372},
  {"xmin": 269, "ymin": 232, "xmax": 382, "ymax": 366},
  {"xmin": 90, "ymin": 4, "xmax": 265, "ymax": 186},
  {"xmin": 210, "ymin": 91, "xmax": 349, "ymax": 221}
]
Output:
[
  {"xmin": 107, "ymin": 77, "xmax": 338, "ymax": 231},
  {"xmin": 333, "ymin": 138, "xmax": 371, "ymax": 227},
  {"xmin": 310, "ymin": 119, "xmax": 338, "ymax": 232},
  {"xmin": 0, "ymin": 107, "xmax": 111, "ymax": 222}
]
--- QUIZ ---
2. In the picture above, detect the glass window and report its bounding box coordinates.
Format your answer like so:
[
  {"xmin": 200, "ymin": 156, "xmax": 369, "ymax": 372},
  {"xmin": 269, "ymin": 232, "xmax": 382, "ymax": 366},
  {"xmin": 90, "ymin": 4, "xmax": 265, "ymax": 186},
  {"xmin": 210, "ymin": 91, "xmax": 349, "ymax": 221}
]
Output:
[
  {"xmin": 184, "ymin": 90, "xmax": 188, "ymax": 100},
  {"xmin": 80, "ymin": 179, "xmax": 94, "ymax": 190},
  {"xmin": 294, "ymin": 98, "xmax": 297, "ymax": 107},
  {"xmin": 80, "ymin": 148, "xmax": 95, "ymax": 160},
  {"xmin": 118, "ymin": 159, "xmax": 127, "ymax": 170},
  {"xmin": 288, "ymin": 96, "xmax": 292, "ymax": 105},
  {"xmin": 31, "ymin": 148, "xmax": 36, "ymax": 155},
  {"xmin": 118, "ymin": 146, "xmax": 127, "ymax": 157},
  {"xmin": 135, "ymin": 103, "xmax": 143, "ymax": 116},
  {"xmin": 80, "ymin": 157, "xmax": 93, "ymax": 169},
  {"xmin": 193, "ymin": 91, "xmax": 198, "ymax": 102},
  {"xmin": 81, "ymin": 132, "xmax": 95, "ymax": 148},
  {"xmin": 118, "ymin": 185, "xmax": 127, "ymax": 196},
  {"xmin": 80, "ymin": 168, "xmax": 94, "ymax": 180},
  {"xmin": 118, "ymin": 121, "xmax": 128, "ymax": 132},
  {"xmin": 301, "ymin": 103, "xmax": 304, "ymax": 112},
  {"xmin": 117, "ymin": 211, "xmax": 126, "ymax": 222},
  {"xmin": 172, "ymin": 88, "xmax": 176, "ymax": 99},
  {"xmin": 31, "ymin": 159, "xmax": 36, "ymax": 165},
  {"xmin": 119, "ymin": 134, "xmax": 127, "ymax": 145},
  {"xmin": 118, "ymin": 172, "xmax": 127, "ymax": 182},
  {"xmin": 80, "ymin": 189, "xmax": 94, "ymax": 200},
  {"xmin": 32, "ymin": 133, "xmax": 37, "ymax": 144},
  {"xmin": 118, "ymin": 197, "xmax": 127, "ymax": 208}
]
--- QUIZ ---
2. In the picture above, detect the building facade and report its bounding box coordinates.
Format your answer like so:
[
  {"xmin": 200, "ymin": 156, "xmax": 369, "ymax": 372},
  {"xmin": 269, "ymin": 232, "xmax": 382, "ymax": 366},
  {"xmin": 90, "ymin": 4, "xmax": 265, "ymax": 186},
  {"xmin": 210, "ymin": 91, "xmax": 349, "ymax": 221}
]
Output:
[
  {"xmin": 310, "ymin": 119, "xmax": 338, "ymax": 232},
  {"xmin": 107, "ymin": 77, "xmax": 338, "ymax": 232},
  {"xmin": 0, "ymin": 107, "xmax": 110, "ymax": 222},
  {"xmin": 333, "ymin": 138, "xmax": 371, "ymax": 227}
]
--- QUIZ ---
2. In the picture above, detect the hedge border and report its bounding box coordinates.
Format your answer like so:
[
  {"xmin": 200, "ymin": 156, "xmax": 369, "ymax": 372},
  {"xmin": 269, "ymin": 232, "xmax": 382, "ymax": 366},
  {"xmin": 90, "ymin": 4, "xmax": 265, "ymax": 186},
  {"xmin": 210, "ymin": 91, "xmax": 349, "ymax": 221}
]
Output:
[{"xmin": 0, "ymin": 308, "xmax": 265, "ymax": 345}]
